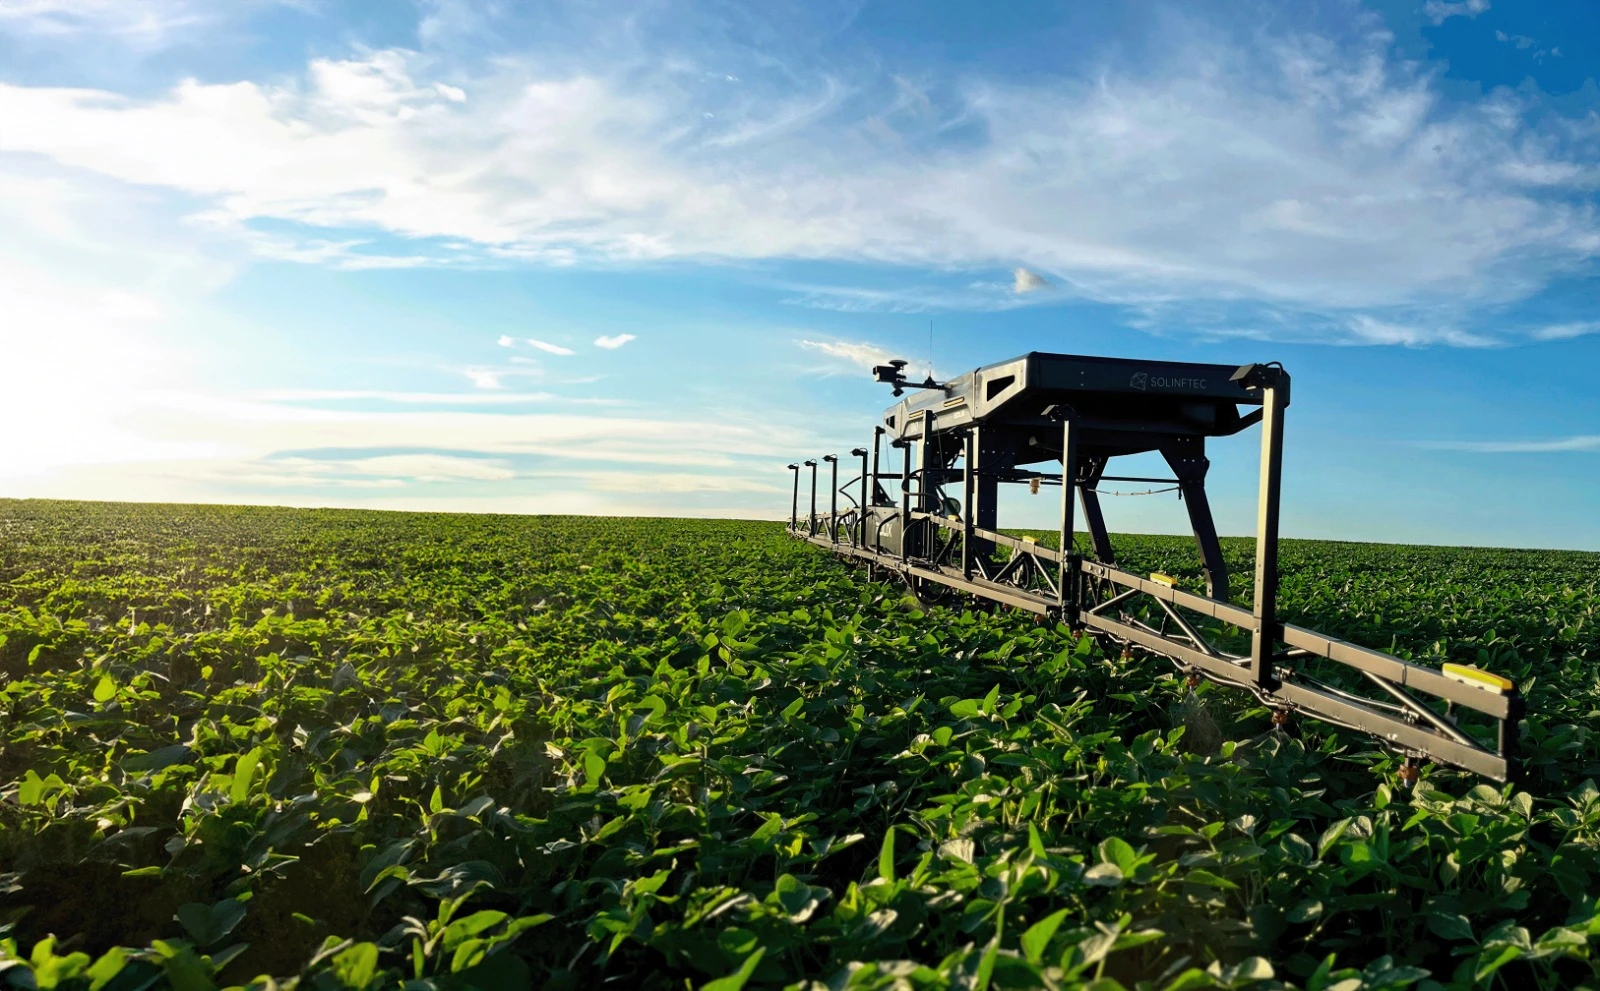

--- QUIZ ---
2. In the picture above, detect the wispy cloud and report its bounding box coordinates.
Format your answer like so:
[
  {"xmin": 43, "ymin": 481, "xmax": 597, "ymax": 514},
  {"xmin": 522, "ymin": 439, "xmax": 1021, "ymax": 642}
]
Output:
[
  {"xmin": 0, "ymin": 0, "xmax": 205, "ymax": 41},
  {"xmin": 253, "ymin": 389, "xmax": 560, "ymax": 405},
  {"xmin": 781, "ymin": 281, "xmax": 1037, "ymax": 313},
  {"xmin": 798, "ymin": 339, "xmax": 895, "ymax": 371},
  {"xmin": 4, "ymin": 19, "xmax": 1598, "ymax": 342},
  {"xmin": 1347, "ymin": 315, "xmax": 1497, "ymax": 348},
  {"xmin": 1530, "ymin": 321, "xmax": 1600, "ymax": 341},
  {"xmin": 1493, "ymin": 28, "xmax": 1559, "ymax": 60},
  {"xmin": 0, "ymin": 0, "xmax": 308, "ymax": 55},
  {"xmin": 524, "ymin": 338, "xmax": 575, "ymax": 355},
  {"xmin": 594, "ymin": 333, "xmax": 636, "ymax": 350},
  {"xmin": 244, "ymin": 453, "xmax": 517, "ymax": 486},
  {"xmin": 577, "ymin": 471, "xmax": 780, "ymax": 494},
  {"xmin": 457, "ymin": 365, "xmax": 544, "ymax": 390},
  {"xmin": 1419, "ymin": 435, "xmax": 1600, "ymax": 453},
  {"xmin": 1423, "ymin": 0, "xmax": 1488, "ymax": 25},
  {"xmin": 1, "ymin": 373, "xmax": 820, "ymax": 516}
]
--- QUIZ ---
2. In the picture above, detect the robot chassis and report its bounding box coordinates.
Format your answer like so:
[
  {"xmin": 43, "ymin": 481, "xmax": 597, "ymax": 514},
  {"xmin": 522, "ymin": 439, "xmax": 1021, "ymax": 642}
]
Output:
[{"xmin": 787, "ymin": 352, "xmax": 1521, "ymax": 783}]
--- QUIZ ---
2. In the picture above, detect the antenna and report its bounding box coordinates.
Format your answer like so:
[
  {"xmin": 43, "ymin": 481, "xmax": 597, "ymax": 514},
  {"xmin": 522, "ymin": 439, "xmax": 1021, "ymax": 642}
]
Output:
[{"xmin": 928, "ymin": 320, "xmax": 934, "ymax": 381}]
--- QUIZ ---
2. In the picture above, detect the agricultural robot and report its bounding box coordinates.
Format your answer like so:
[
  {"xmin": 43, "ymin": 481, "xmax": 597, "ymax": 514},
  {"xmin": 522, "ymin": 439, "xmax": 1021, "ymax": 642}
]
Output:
[{"xmin": 787, "ymin": 352, "xmax": 1522, "ymax": 782}]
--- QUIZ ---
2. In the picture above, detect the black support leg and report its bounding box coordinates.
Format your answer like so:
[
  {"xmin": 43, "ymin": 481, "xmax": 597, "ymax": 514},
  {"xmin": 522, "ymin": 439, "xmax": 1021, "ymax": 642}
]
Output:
[
  {"xmin": 1079, "ymin": 457, "xmax": 1115, "ymax": 565},
  {"xmin": 1161, "ymin": 439, "xmax": 1230, "ymax": 602}
]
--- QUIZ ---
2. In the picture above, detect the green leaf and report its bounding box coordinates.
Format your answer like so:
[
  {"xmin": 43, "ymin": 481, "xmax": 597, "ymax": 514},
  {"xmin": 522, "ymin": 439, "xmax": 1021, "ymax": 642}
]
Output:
[
  {"xmin": 93, "ymin": 674, "xmax": 116, "ymax": 703},
  {"xmin": 1279, "ymin": 832, "xmax": 1315, "ymax": 865},
  {"xmin": 939, "ymin": 838, "xmax": 976, "ymax": 864},
  {"xmin": 442, "ymin": 910, "xmax": 510, "ymax": 951},
  {"xmin": 1475, "ymin": 945, "xmax": 1522, "ymax": 982},
  {"xmin": 1318, "ymin": 817, "xmax": 1353, "ymax": 859},
  {"xmin": 1285, "ymin": 899, "xmax": 1323, "ymax": 923},
  {"xmin": 702, "ymin": 947, "xmax": 766, "ymax": 991},
  {"xmin": 976, "ymin": 932, "xmax": 1000, "ymax": 991},
  {"xmin": 629, "ymin": 870, "xmax": 673, "ymax": 898},
  {"xmin": 331, "ymin": 942, "xmax": 380, "ymax": 989},
  {"xmin": 1021, "ymin": 908, "xmax": 1071, "ymax": 965},
  {"xmin": 1083, "ymin": 862, "xmax": 1124, "ymax": 887},
  {"xmin": 584, "ymin": 751, "xmax": 607, "ymax": 786},
  {"xmin": 85, "ymin": 947, "xmax": 129, "ymax": 991},
  {"xmin": 1163, "ymin": 969, "xmax": 1221, "ymax": 991},
  {"xmin": 175, "ymin": 899, "xmax": 247, "ymax": 948},
  {"xmin": 19, "ymin": 769, "xmax": 45, "ymax": 806},
  {"xmin": 429, "ymin": 784, "xmax": 445, "ymax": 813},
  {"xmin": 1028, "ymin": 823, "xmax": 1048, "ymax": 860},
  {"xmin": 1098, "ymin": 836, "xmax": 1138, "ymax": 875},
  {"xmin": 1219, "ymin": 957, "xmax": 1273, "ymax": 985},
  {"xmin": 154, "ymin": 941, "xmax": 217, "ymax": 991},
  {"xmin": 1183, "ymin": 868, "xmax": 1237, "ymax": 890},
  {"xmin": 949, "ymin": 699, "xmax": 983, "ymax": 719},
  {"xmin": 878, "ymin": 828, "xmax": 896, "ymax": 884},
  {"xmin": 981, "ymin": 683, "xmax": 1001, "ymax": 716},
  {"xmin": 230, "ymin": 747, "xmax": 262, "ymax": 804},
  {"xmin": 1427, "ymin": 913, "xmax": 1474, "ymax": 943},
  {"xmin": 124, "ymin": 744, "xmax": 193, "ymax": 772}
]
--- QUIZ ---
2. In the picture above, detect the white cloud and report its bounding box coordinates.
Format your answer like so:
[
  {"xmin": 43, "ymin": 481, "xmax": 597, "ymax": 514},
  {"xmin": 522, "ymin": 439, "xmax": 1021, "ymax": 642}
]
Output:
[
  {"xmin": 360, "ymin": 453, "xmax": 515, "ymax": 482},
  {"xmin": 253, "ymin": 389, "xmax": 560, "ymax": 405},
  {"xmin": 0, "ymin": 372, "xmax": 820, "ymax": 516},
  {"xmin": 1421, "ymin": 435, "xmax": 1600, "ymax": 453},
  {"xmin": 1423, "ymin": 0, "xmax": 1488, "ymax": 25},
  {"xmin": 458, "ymin": 365, "xmax": 545, "ymax": 390},
  {"xmin": 0, "ymin": 0, "xmax": 302, "ymax": 51},
  {"xmin": 1012, "ymin": 267, "xmax": 1051, "ymax": 293},
  {"xmin": 0, "ymin": 0, "xmax": 204, "ymax": 41},
  {"xmin": 579, "ymin": 472, "xmax": 780, "ymax": 494},
  {"xmin": 798, "ymin": 339, "xmax": 895, "ymax": 371},
  {"xmin": 205, "ymin": 454, "xmax": 515, "ymax": 488},
  {"xmin": 594, "ymin": 333, "xmax": 636, "ymax": 349},
  {"xmin": 4, "ymin": 381, "xmax": 812, "ymax": 471},
  {"xmin": 781, "ymin": 281, "xmax": 1034, "ymax": 313},
  {"xmin": 1531, "ymin": 321, "xmax": 1600, "ymax": 341},
  {"xmin": 524, "ymin": 338, "xmax": 576, "ymax": 355},
  {"xmin": 498, "ymin": 334, "xmax": 579, "ymax": 355},
  {"xmin": 1347, "ymin": 315, "xmax": 1497, "ymax": 348},
  {"xmin": 435, "ymin": 83, "xmax": 467, "ymax": 103},
  {"xmin": 2, "ymin": 19, "xmax": 1597, "ymax": 341}
]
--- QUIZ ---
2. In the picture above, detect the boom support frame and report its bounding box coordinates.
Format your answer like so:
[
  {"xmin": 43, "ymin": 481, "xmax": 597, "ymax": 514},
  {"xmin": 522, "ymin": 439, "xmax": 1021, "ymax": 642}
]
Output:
[{"xmin": 787, "ymin": 352, "xmax": 1522, "ymax": 782}]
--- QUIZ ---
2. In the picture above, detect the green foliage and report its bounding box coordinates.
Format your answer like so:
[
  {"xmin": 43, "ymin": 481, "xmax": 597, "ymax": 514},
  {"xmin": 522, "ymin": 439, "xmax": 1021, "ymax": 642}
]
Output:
[{"xmin": 0, "ymin": 500, "xmax": 1597, "ymax": 990}]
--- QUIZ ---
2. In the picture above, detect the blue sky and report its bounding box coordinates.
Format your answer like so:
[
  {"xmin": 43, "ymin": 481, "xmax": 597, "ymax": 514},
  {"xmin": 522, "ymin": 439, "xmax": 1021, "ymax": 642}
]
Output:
[{"xmin": 1, "ymin": 0, "xmax": 1597, "ymax": 549}]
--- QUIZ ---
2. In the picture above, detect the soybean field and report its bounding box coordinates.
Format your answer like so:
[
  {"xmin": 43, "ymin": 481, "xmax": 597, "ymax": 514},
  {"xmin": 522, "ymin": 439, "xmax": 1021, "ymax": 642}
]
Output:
[{"xmin": 2, "ymin": 500, "xmax": 1599, "ymax": 991}]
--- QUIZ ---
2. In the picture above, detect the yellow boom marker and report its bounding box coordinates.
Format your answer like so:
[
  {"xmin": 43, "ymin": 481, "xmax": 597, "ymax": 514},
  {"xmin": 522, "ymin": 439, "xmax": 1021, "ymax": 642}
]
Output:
[
  {"xmin": 1442, "ymin": 663, "xmax": 1515, "ymax": 695},
  {"xmin": 1150, "ymin": 573, "xmax": 1178, "ymax": 588}
]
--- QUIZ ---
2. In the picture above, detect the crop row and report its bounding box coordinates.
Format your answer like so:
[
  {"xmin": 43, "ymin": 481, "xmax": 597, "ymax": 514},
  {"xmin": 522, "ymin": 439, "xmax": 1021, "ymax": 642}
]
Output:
[{"xmin": 0, "ymin": 500, "xmax": 1597, "ymax": 990}]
